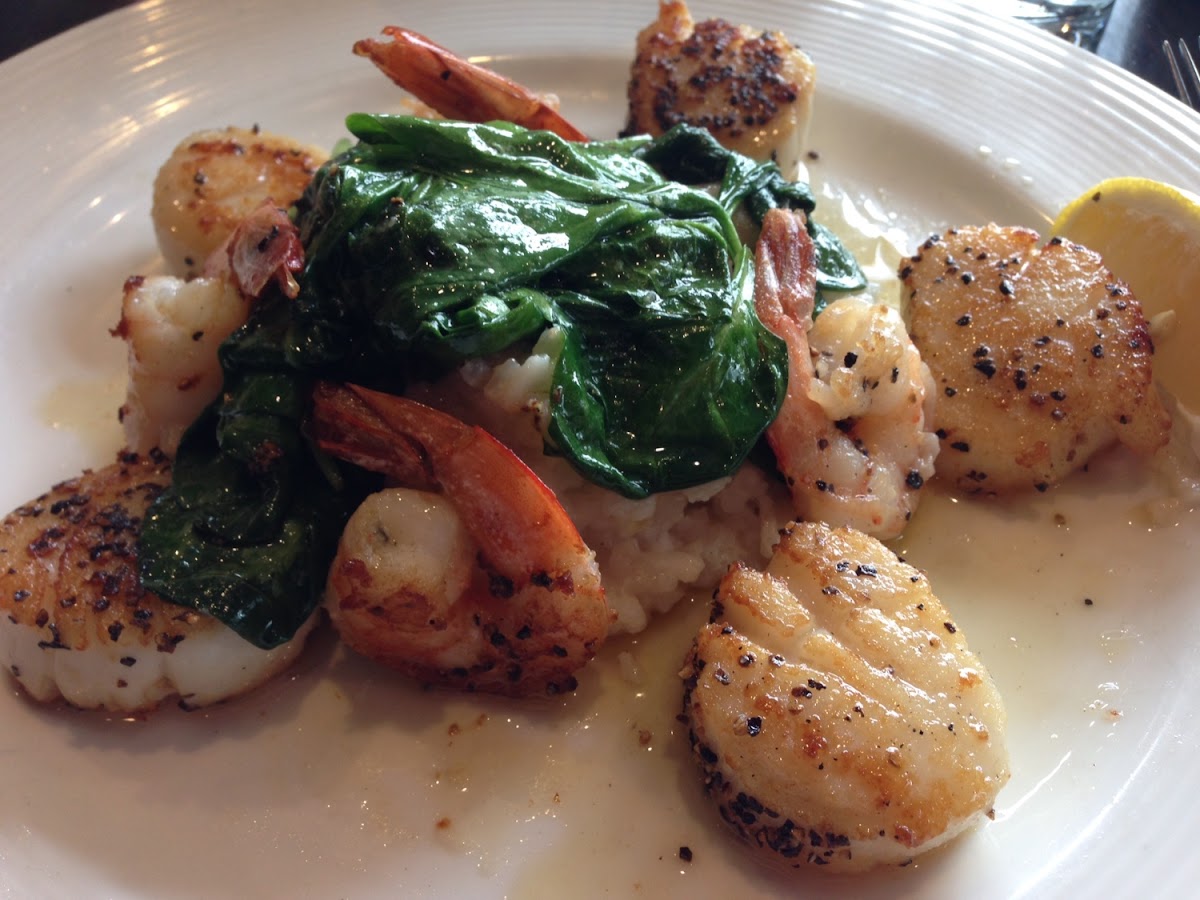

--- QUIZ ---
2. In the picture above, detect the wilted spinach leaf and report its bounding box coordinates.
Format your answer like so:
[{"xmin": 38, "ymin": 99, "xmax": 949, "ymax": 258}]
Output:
[{"xmin": 140, "ymin": 116, "xmax": 863, "ymax": 647}]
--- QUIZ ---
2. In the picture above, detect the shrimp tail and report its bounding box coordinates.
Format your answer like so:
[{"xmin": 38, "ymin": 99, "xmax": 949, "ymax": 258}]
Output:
[
  {"xmin": 354, "ymin": 26, "xmax": 589, "ymax": 142},
  {"xmin": 753, "ymin": 207, "xmax": 820, "ymax": 465},
  {"xmin": 222, "ymin": 200, "xmax": 305, "ymax": 300},
  {"xmin": 310, "ymin": 381, "xmax": 436, "ymax": 490},
  {"xmin": 311, "ymin": 382, "xmax": 591, "ymax": 573},
  {"xmin": 753, "ymin": 207, "xmax": 816, "ymax": 336}
]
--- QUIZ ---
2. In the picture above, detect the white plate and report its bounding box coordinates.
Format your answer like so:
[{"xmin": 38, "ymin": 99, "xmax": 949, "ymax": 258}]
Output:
[{"xmin": 3, "ymin": 0, "xmax": 1200, "ymax": 896}]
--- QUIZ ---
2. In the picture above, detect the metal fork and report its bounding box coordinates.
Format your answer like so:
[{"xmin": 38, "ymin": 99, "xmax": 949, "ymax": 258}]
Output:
[{"xmin": 1163, "ymin": 37, "xmax": 1200, "ymax": 107}]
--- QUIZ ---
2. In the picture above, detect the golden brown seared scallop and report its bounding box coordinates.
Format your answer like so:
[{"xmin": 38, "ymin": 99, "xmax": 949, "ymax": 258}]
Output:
[
  {"xmin": 152, "ymin": 126, "xmax": 326, "ymax": 277},
  {"xmin": 623, "ymin": 0, "xmax": 815, "ymax": 176},
  {"xmin": 682, "ymin": 522, "xmax": 1009, "ymax": 872},
  {"xmin": 902, "ymin": 225, "xmax": 1171, "ymax": 494},
  {"xmin": 0, "ymin": 453, "xmax": 315, "ymax": 712}
]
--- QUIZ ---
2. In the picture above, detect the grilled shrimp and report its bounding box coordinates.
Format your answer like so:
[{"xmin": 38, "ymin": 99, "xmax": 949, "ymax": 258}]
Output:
[
  {"xmin": 113, "ymin": 273, "xmax": 246, "ymax": 456},
  {"xmin": 312, "ymin": 382, "xmax": 611, "ymax": 697},
  {"xmin": 0, "ymin": 452, "xmax": 316, "ymax": 712},
  {"xmin": 902, "ymin": 225, "xmax": 1171, "ymax": 493},
  {"xmin": 682, "ymin": 521, "xmax": 1009, "ymax": 872},
  {"xmin": 152, "ymin": 125, "xmax": 326, "ymax": 277},
  {"xmin": 353, "ymin": 27, "xmax": 588, "ymax": 141},
  {"xmin": 115, "ymin": 202, "xmax": 304, "ymax": 457},
  {"xmin": 755, "ymin": 208, "xmax": 938, "ymax": 539},
  {"xmin": 623, "ymin": 0, "xmax": 816, "ymax": 177}
]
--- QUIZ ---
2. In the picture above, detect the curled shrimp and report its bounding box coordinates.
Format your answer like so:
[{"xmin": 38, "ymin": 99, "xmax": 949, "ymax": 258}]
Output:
[
  {"xmin": 115, "ymin": 202, "xmax": 305, "ymax": 457},
  {"xmin": 754, "ymin": 209, "xmax": 939, "ymax": 539},
  {"xmin": 114, "ymin": 273, "xmax": 246, "ymax": 457},
  {"xmin": 353, "ymin": 26, "xmax": 589, "ymax": 141},
  {"xmin": 311, "ymin": 382, "xmax": 612, "ymax": 697}
]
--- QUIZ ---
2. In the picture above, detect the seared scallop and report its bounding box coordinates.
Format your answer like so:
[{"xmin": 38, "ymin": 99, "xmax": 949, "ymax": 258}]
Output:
[
  {"xmin": 623, "ymin": 0, "xmax": 815, "ymax": 176},
  {"xmin": 682, "ymin": 521, "xmax": 1009, "ymax": 872},
  {"xmin": 152, "ymin": 125, "xmax": 326, "ymax": 277},
  {"xmin": 0, "ymin": 452, "xmax": 315, "ymax": 712},
  {"xmin": 902, "ymin": 225, "xmax": 1170, "ymax": 493}
]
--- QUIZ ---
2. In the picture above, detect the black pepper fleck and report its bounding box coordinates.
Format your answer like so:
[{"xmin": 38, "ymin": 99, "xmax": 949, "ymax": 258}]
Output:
[{"xmin": 974, "ymin": 359, "xmax": 997, "ymax": 378}]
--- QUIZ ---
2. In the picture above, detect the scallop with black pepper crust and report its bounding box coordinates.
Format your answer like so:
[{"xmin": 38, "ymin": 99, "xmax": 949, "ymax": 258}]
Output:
[
  {"xmin": 681, "ymin": 521, "xmax": 1009, "ymax": 872},
  {"xmin": 623, "ymin": 0, "xmax": 815, "ymax": 176},
  {"xmin": 0, "ymin": 452, "xmax": 316, "ymax": 712},
  {"xmin": 901, "ymin": 224, "xmax": 1170, "ymax": 494}
]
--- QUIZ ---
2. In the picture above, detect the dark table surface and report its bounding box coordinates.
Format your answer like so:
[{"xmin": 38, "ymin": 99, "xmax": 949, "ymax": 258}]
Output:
[{"xmin": 3, "ymin": 0, "xmax": 1199, "ymax": 103}]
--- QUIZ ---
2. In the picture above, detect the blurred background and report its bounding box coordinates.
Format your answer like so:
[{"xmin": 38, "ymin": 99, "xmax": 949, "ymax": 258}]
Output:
[{"xmin": 2, "ymin": 0, "xmax": 1199, "ymax": 103}]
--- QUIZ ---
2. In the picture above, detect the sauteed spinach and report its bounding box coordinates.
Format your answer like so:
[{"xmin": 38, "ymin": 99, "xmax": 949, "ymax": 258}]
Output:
[{"xmin": 140, "ymin": 116, "xmax": 864, "ymax": 647}]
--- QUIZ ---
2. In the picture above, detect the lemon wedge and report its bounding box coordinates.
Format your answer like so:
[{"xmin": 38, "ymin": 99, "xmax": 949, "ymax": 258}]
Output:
[{"xmin": 1051, "ymin": 177, "xmax": 1200, "ymax": 410}]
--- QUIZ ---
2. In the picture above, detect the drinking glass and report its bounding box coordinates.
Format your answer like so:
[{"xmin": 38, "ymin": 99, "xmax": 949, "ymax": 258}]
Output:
[{"xmin": 979, "ymin": 1, "xmax": 1117, "ymax": 50}]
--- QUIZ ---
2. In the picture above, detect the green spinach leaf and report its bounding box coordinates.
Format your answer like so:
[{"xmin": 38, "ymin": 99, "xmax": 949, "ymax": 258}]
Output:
[{"xmin": 140, "ymin": 117, "xmax": 863, "ymax": 647}]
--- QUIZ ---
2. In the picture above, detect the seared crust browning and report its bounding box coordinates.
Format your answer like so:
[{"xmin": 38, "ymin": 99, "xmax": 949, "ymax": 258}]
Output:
[
  {"xmin": 326, "ymin": 497, "xmax": 607, "ymax": 697},
  {"xmin": 0, "ymin": 452, "xmax": 184, "ymax": 650},
  {"xmin": 0, "ymin": 452, "xmax": 314, "ymax": 711},
  {"xmin": 623, "ymin": 0, "xmax": 815, "ymax": 174},
  {"xmin": 902, "ymin": 225, "xmax": 1170, "ymax": 493},
  {"xmin": 152, "ymin": 126, "xmax": 326, "ymax": 277},
  {"xmin": 682, "ymin": 522, "xmax": 1009, "ymax": 872}
]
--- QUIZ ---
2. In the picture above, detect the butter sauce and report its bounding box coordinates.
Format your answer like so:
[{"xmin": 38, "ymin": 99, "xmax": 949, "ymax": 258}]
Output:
[{"xmin": 26, "ymin": 184, "xmax": 1200, "ymax": 895}]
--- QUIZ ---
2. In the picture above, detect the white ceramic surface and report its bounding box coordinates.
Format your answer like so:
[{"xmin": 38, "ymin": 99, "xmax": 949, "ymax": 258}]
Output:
[{"xmin": 2, "ymin": 1, "xmax": 1200, "ymax": 897}]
